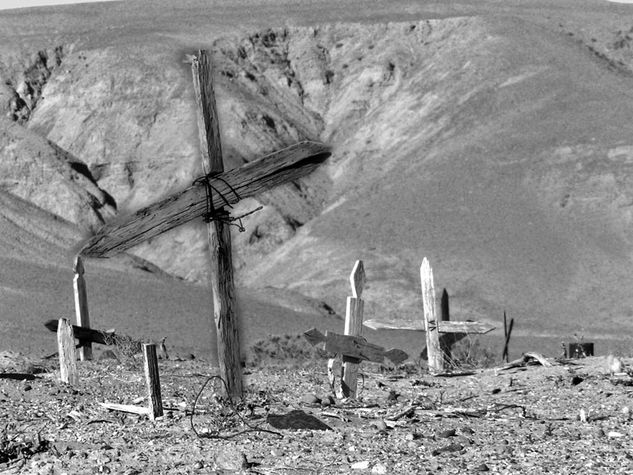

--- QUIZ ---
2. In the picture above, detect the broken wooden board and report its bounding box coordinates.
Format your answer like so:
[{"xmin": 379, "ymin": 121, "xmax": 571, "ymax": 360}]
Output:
[
  {"xmin": 80, "ymin": 141, "xmax": 330, "ymax": 257},
  {"xmin": 303, "ymin": 328, "xmax": 408, "ymax": 364},
  {"xmin": 363, "ymin": 319, "xmax": 495, "ymax": 334}
]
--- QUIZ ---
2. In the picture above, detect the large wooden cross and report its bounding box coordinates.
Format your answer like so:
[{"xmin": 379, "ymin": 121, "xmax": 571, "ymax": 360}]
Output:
[{"xmin": 80, "ymin": 50, "xmax": 331, "ymax": 399}]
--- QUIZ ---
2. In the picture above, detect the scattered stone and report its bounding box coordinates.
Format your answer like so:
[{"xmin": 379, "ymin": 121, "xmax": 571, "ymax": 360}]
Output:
[
  {"xmin": 371, "ymin": 462, "xmax": 388, "ymax": 474},
  {"xmin": 351, "ymin": 461, "xmax": 370, "ymax": 470},
  {"xmin": 374, "ymin": 420, "xmax": 387, "ymax": 432},
  {"xmin": 474, "ymin": 463, "xmax": 490, "ymax": 472},
  {"xmin": 437, "ymin": 428, "xmax": 456, "ymax": 438},
  {"xmin": 607, "ymin": 431, "xmax": 624, "ymax": 438},
  {"xmin": 461, "ymin": 426, "xmax": 475, "ymax": 435},
  {"xmin": 271, "ymin": 448, "xmax": 284, "ymax": 457},
  {"xmin": 267, "ymin": 410, "xmax": 332, "ymax": 430},
  {"xmin": 301, "ymin": 393, "xmax": 320, "ymax": 404},
  {"xmin": 432, "ymin": 443, "xmax": 463, "ymax": 456},
  {"xmin": 571, "ymin": 376, "xmax": 584, "ymax": 386}
]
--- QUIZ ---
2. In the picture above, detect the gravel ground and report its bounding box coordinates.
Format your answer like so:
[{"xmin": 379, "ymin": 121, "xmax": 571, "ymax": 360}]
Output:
[{"xmin": 1, "ymin": 351, "xmax": 632, "ymax": 474}]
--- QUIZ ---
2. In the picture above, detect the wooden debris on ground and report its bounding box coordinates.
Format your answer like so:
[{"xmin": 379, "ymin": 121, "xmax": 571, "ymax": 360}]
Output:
[{"xmin": 500, "ymin": 352, "xmax": 553, "ymax": 371}]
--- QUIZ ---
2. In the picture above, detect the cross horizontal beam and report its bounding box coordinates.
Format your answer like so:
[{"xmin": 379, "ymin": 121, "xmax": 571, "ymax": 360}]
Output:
[
  {"xmin": 304, "ymin": 327, "xmax": 408, "ymax": 364},
  {"xmin": 363, "ymin": 319, "xmax": 495, "ymax": 334},
  {"xmin": 80, "ymin": 141, "xmax": 330, "ymax": 258}
]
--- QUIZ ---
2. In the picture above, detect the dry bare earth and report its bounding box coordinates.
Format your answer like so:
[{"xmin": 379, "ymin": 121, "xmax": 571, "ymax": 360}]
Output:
[
  {"xmin": 1, "ymin": 352, "xmax": 633, "ymax": 474},
  {"xmin": 3, "ymin": 2, "xmax": 633, "ymax": 352}
]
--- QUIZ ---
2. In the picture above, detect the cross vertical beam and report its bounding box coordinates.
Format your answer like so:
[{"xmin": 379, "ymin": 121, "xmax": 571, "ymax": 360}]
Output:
[
  {"xmin": 342, "ymin": 260, "xmax": 366, "ymax": 398},
  {"xmin": 421, "ymin": 257, "xmax": 444, "ymax": 374},
  {"xmin": 191, "ymin": 50, "xmax": 242, "ymax": 399}
]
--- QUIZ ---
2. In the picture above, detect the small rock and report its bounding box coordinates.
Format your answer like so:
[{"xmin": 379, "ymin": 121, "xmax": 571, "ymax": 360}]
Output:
[
  {"xmin": 271, "ymin": 448, "xmax": 284, "ymax": 457},
  {"xmin": 607, "ymin": 431, "xmax": 624, "ymax": 438},
  {"xmin": 461, "ymin": 426, "xmax": 475, "ymax": 435},
  {"xmin": 301, "ymin": 393, "xmax": 320, "ymax": 404},
  {"xmin": 23, "ymin": 384, "xmax": 32, "ymax": 391},
  {"xmin": 491, "ymin": 388, "xmax": 501, "ymax": 394},
  {"xmin": 622, "ymin": 407, "xmax": 630, "ymax": 420},
  {"xmin": 571, "ymin": 375, "xmax": 584, "ymax": 386},
  {"xmin": 372, "ymin": 463, "xmax": 388, "ymax": 474},
  {"xmin": 432, "ymin": 443, "xmax": 463, "ymax": 456},
  {"xmin": 475, "ymin": 463, "xmax": 490, "ymax": 472},
  {"xmin": 351, "ymin": 461, "xmax": 370, "ymax": 470},
  {"xmin": 193, "ymin": 461, "xmax": 203, "ymax": 469},
  {"xmin": 438, "ymin": 429, "xmax": 456, "ymax": 438},
  {"xmin": 374, "ymin": 420, "xmax": 388, "ymax": 432}
]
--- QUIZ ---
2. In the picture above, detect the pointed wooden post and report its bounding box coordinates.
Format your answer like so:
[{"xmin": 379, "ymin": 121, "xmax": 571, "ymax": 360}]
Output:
[
  {"xmin": 143, "ymin": 343, "xmax": 163, "ymax": 420},
  {"xmin": 191, "ymin": 50, "xmax": 242, "ymax": 400},
  {"xmin": 341, "ymin": 260, "xmax": 366, "ymax": 398},
  {"xmin": 439, "ymin": 288, "xmax": 452, "ymax": 366},
  {"xmin": 73, "ymin": 255, "xmax": 92, "ymax": 361},
  {"xmin": 421, "ymin": 258, "xmax": 443, "ymax": 373},
  {"xmin": 57, "ymin": 318, "xmax": 78, "ymax": 385}
]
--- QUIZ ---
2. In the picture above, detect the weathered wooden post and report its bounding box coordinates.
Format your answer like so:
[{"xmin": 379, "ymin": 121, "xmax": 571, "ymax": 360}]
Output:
[
  {"xmin": 57, "ymin": 317, "xmax": 78, "ymax": 385},
  {"xmin": 191, "ymin": 50, "xmax": 242, "ymax": 400},
  {"xmin": 420, "ymin": 258, "xmax": 443, "ymax": 374},
  {"xmin": 341, "ymin": 260, "xmax": 366, "ymax": 398},
  {"xmin": 143, "ymin": 343, "xmax": 163, "ymax": 420},
  {"xmin": 73, "ymin": 255, "xmax": 92, "ymax": 361},
  {"xmin": 439, "ymin": 288, "xmax": 451, "ymax": 365}
]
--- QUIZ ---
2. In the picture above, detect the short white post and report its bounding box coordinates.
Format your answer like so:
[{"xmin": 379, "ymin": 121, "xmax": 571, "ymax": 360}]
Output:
[
  {"xmin": 73, "ymin": 255, "xmax": 92, "ymax": 361},
  {"xmin": 421, "ymin": 258, "xmax": 444, "ymax": 374},
  {"xmin": 58, "ymin": 318, "xmax": 78, "ymax": 385}
]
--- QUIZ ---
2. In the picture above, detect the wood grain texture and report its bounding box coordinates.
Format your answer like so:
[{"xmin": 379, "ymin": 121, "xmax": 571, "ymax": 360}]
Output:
[
  {"xmin": 143, "ymin": 343, "xmax": 163, "ymax": 420},
  {"xmin": 79, "ymin": 140, "xmax": 330, "ymax": 257},
  {"xmin": 421, "ymin": 258, "xmax": 443, "ymax": 373},
  {"xmin": 193, "ymin": 50, "xmax": 242, "ymax": 399},
  {"xmin": 57, "ymin": 318, "xmax": 78, "ymax": 385},
  {"xmin": 73, "ymin": 255, "xmax": 92, "ymax": 361},
  {"xmin": 363, "ymin": 319, "xmax": 495, "ymax": 334}
]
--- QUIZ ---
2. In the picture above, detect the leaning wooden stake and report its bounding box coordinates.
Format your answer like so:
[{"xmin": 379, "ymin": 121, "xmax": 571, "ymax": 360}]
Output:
[
  {"xmin": 57, "ymin": 318, "xmax": 78, "ymax": 385},
  {"xmin": 143, "ymin": 343, "xmax": 163, "ymax": 420},
  {"xmin": 192, "ymin": 50, "xmax": 242, "ymax": 400},
  {"xmin": 421, "ymin": 258, "xmax": 443, "ymax": 374},
  {"xmin": 73, "ymin": 255, "xmax": 92, "ymax": 361},
  {"xmin": 342, "ymin": 260, "xmax": 366, "ymax": 398}
]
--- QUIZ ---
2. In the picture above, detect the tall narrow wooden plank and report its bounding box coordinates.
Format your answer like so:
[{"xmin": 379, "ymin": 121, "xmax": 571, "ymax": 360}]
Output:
[
  {"xmin": 342, "ymin": 260, "xmax": 366, "ymax": 398},
  {"xmin": 73, "ymin": 255, "xmax": 92, "ymax": 361},
  {"xmin": 57, "ymin": 318, "xmax": 78, "ymax": 385},
  {"xmin": 439, "ymin": 288, "xmax": 452, "ymax": 366},
  {"xmin": 191, "ymin": 50, "xmax": 242, "ymax": 400},
  {"xmin": 143, "ymin": 343, "xmax": 163, "ymax": 420},
  {"xmin": 420, "ymin": 258, "xmax": 443, "ymax": 373}
]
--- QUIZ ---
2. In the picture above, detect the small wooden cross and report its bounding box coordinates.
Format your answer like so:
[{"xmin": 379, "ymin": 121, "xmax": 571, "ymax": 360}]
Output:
[
  {"xmin": 80, "ymin": 50, "xmax": 331, "ymax": 399},
  {"xmin": 364, "ymin": 257, "xmax": 495, "ymax": 374}
]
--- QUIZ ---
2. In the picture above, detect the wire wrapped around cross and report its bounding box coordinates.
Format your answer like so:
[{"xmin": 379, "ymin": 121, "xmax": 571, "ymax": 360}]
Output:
[{"xmin": 193, "ymin": 172, "xmax": 262, "ymax": 231}]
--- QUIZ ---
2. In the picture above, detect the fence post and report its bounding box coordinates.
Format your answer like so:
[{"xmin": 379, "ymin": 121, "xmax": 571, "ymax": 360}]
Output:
[
  {"xmin": 58, "ymin": 318, "xmax": 78, "ymax": 385},
  {"xmin": 73, "ymin": 255, "xmax": 92, "ymax": 361},
  {"xmin": 143, "ymin": 343, "xmax": 163, "ymax": 420},
  {"xmin": 421, "ymin": 258, "xmax": 444, "ymax": 374},
  {"xmin": 342, "ymin": 260, "xmax": 366, "ymax": 398},
  {"xmin": 439, "ymin": 288, "xmax": 452, "ymax": 366}
]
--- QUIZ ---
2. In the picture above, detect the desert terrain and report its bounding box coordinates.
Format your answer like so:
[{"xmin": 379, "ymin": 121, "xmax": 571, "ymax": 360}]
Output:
[{"xmin": 1, "ymin": 0, "xmax": 633, "ymax": 471}]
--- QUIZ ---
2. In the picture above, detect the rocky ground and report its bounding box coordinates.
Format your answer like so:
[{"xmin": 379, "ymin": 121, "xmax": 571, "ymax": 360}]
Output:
[{"xmin": 1, "ymin": 348, "xmax": 633, "ymax": 474}]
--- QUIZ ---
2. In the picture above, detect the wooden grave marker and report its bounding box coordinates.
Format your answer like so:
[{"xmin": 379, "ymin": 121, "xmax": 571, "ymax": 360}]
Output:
[
  {"xmin": 57, "ymin": 318, "xmax": 78, "ymax": 385},
  {"xmin": 73, "ymin": 255, "xmax": 92, "ymax": 361},
  {"xmin": 305, "ymin": 260, "xmax": 408, "ymax": 398},
  {"xmin": 79, "ymin": 50, "xmax": 331, "ymax": 399},
  {"xmin": 364, "ymin": 257, "xmax": 495, "ymax": 374}
]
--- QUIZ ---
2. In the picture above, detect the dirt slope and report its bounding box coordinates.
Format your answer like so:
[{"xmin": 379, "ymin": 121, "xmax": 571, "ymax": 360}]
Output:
[{"xmin": 2, "ymin": 0, "xmax": 633, "ymax": 357}]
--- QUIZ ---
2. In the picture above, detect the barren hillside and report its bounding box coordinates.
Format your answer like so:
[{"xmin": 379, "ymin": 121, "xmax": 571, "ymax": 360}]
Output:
[{"xmin": 2, "ymin": 0, "xmax": 633, "ymax": 358}]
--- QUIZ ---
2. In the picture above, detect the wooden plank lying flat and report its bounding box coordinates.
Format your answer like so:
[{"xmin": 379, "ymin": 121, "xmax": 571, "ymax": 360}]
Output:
[
  {"xmin": 80, "ymin": 141, "xmax": 330, "ymax": 258},
  {"xmin": 363, "ymin": 320, "xmax": 495, "ymax": 334},
  {"xmin": 99, "ymin": 403, "xmax": 150, "ymax": 416}
]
